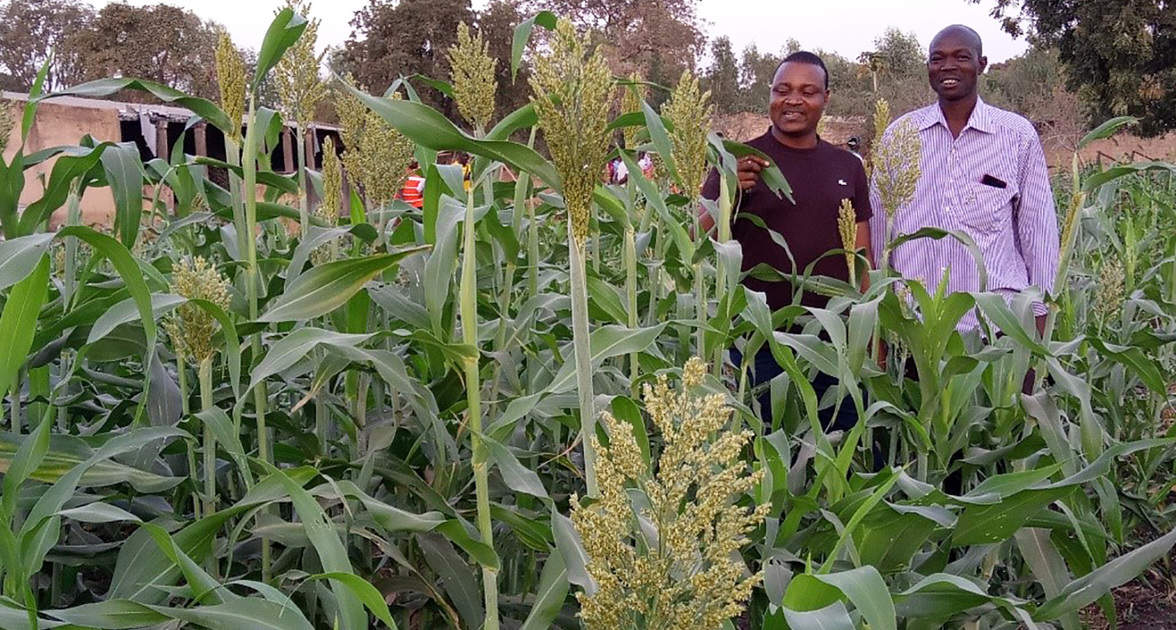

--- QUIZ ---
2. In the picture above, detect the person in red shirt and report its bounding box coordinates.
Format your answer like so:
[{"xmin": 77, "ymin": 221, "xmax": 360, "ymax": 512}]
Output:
[{"xmin": 400, "ymin": 162, "xmax": 425, "ymax": 209}]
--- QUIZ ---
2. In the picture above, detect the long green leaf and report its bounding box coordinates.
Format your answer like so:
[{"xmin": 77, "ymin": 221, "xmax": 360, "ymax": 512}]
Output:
[
  {"xmin": 260, "ymin": 248, "xmax": 428, "ymax": 322},
  {"xmin": 0, "ymin": 255, "xmax": 49, "ymax": 397}
]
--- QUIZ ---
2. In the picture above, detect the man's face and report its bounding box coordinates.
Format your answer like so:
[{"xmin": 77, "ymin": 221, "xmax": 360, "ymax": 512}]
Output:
[
  {"xmin": 769, "ymin": 62, "xmax": 829, "ymax": 139},
  {"xmin": 927, "ymin": 31, "xmax": 987, "ymax": 102}
]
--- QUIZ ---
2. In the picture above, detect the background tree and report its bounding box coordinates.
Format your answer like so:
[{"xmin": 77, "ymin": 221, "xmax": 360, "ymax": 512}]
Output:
[
  {"xmin": 976, "ymin": 0, "xmax": 1175, "ymax": 135},
  {"xmin": 340, "ymin": 0, "xmax": 474, "ymax": 119},
  {"xmin": 0, "ymin": 0, "xmax": 94, "ymax": 92},
  {"xmin": 476, "ymin": 0, "xmax": 530, "ymax": 122},
  {"xmin": 67, "ymin": 3, "xmax": 222, "ymax": 100},
  {"xmin": 704, "ymin": 36, "xmax": 740, "ymax": 115},
  {"xmin": 524, "ymin": 0, "xmax": 705, "ymax": 104}
]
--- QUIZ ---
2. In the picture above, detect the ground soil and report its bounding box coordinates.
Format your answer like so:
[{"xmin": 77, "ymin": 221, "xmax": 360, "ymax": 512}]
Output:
[{"xmin": 1081, "ymin": 579, "xmax": 1176, "ymax": 629}]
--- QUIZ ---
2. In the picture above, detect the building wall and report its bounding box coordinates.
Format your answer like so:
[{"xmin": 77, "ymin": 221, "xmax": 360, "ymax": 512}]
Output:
[{"xmin": 2, "ymin": 100, "xmax": 121, "ymax": 229}]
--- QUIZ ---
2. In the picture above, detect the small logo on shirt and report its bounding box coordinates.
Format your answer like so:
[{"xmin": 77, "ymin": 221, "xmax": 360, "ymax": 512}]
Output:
[{"xmin": 837, "ymin": 179, "xmax": 848, "ymax": 186}]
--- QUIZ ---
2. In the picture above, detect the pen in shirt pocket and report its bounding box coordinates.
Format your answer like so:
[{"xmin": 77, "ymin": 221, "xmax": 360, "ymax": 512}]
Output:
[{"xmin": 980, "ymin": 174, "xmax": 1007, "ymax": 189}]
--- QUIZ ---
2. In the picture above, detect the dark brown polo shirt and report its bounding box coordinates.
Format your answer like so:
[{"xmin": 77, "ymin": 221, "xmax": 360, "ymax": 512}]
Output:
[{"xmin": 702, "ymin": 128, "xmax": 872, "ymax": 311}]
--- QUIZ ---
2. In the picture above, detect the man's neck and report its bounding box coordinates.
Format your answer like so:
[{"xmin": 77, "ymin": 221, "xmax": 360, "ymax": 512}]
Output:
[
  {"xmin": 938, "ymin": 93, "xmax": 978, "ymax": 139},
  {"xmin": 770, "ymin": 126, "xmax": 818, "ymax": 150}
]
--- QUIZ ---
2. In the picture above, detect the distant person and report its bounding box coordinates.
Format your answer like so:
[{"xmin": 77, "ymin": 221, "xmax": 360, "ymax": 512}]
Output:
[
  {"xmin": 399, "ymin": 162, "xmax": 425, "ymax": 209},
  {"xmin": 700, "ymin": 51, "xmax": 873, "ymax": 431},
  {"xmin": 846, "ymin": 136, "xmax": 864, "ymax": 163},
  {"xmin": 869, "ymin": 25, "xmax": 1059, "ymax": 335}
]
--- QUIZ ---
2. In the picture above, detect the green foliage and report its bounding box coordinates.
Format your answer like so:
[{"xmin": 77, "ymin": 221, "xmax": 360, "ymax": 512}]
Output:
[{"xmin": 0, "ymin": 9, "xmax": 1173, "ymax": 630}]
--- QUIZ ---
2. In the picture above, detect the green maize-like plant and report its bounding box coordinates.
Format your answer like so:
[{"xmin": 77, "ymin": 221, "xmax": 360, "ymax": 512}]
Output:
[{"xmin": 529, "ymin": 17, "xmax": 612, "ymax": 496}]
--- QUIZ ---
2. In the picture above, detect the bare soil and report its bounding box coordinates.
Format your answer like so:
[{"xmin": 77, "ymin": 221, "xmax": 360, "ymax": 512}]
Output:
[{"xmin": 1081, "ymin": 580, "xmax": 1176, "ymax": 629}]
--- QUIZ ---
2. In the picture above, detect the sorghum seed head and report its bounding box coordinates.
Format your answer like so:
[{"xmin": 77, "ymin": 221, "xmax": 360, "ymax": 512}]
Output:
[
  {"xmin": 572, "ymin": 356, "xmax": 765, "ymax": 630},
  {"xmin": 167, "ymin": 257, "xmax": 231, "ymax": 364},
  {"xmin": 663, "ymin": 71, "xmax": 713, "ymax": 203},
  {"xmin": 214, "ymin": 31, "xmax": 246, "ymax": 143},
  {"xmin": 871, "ymin": 114, "xmax": 921, "ymax": 220},
  {"xmin": 273, "ymin": 0, "xmax": 327, "ymax": 130},
  {"xmin": 447, "ymin": 22, "xmax": 497, "ymax": 133},
  {"xmin": 529, "ymin": 18, "xmax": 612, "ymax": 247},
  {"xmin": 1095, "ymin": 257, "xmax": 1125, "ymax": 323}
]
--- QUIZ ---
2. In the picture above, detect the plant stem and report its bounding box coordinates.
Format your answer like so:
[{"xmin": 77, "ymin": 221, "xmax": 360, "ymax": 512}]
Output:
[
  {"xmin": 241, "ymin": 94, "xmax": 272, "ymax": 580},
  {"xmin": 624, "ymin": 226, "xmax": 639, "ymax": 388},
  {"xmin": 198, "ymin": 358, "xmax": 216, "ymax": 523},
  {"xmin": 569, "ymin": 229, "xmax": 598, "ymax": 497},
  {"xmin": 461, "ymin": 185, "xmax": 499, "ymax": 629}
]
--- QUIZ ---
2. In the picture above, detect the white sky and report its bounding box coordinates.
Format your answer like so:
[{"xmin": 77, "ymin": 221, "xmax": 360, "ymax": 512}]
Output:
[{"xmin": 85, "ymin": 0, "xmax": 1029, "ymax": 63}]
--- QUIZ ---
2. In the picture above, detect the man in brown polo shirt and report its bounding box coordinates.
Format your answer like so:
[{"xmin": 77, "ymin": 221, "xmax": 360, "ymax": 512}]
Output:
[{"xmin": 701, "ymin": 50, "xmax": 873, "ymax": 431}]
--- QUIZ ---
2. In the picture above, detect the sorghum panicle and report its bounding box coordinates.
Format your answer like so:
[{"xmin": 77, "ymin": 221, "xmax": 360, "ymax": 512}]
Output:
[
  {"xmin": 333, "ymin": 79, "xmax": 415, "ymax": 208},
  {"xmin": 1095, "ymin": 257, "xmax": 1125, "ymax": 323},
  {"xmin": 529, "ymin": 18, "xmax": 612, "ymax": 246},
  {"xmin": 165, "ymin": 257, "xmax": 232, "ymax": 365},
  {"xmin": 273, "ymin": 0, "xmax": 327, "ymax": 129},
  {"xmin": 572, "ymin": 357, "xmax": 768, "ymax": 630},
  {"xmin": 214, "ymin": 31, "xmax": 246, "ymax": 143},
  {"xmin": 447, "ymin": 22, "xmax": 497, "ymax": 133},
  {"xmin": 838, "ymin": 198, "xmax": 857, "ymax": 264},
  {"xmin": 872, "ymin": 108, "xmax": 922, "ymax": 220},
  {"xmin": 663, "ymin": 71, "xmax": 713, "ymax": 202}
]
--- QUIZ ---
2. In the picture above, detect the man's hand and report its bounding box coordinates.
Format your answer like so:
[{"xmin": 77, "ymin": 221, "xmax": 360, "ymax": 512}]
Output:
[{"xmin": 738, "ymin": 155, "xmax": 770, "ymax": 191}]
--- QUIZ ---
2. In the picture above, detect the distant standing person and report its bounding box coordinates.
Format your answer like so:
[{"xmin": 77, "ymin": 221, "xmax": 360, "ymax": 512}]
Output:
[
  {"xmin": 700, "ymin": 51, "xmax": 873, "ymax": 431},
  {"xmin": 869, "ymin": 25, "xmax": 1059, "ymax": 334}
]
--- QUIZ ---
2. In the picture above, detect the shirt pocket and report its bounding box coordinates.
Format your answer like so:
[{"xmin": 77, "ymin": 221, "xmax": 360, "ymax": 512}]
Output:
[{"xmin": 958, "ymin": 181, "xmax": 1014, "ymax": 235}]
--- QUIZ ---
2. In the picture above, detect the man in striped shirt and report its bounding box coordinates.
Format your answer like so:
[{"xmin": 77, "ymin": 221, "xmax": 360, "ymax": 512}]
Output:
[{"xmin": 869, "ymin": 25, "xmax": 1059, "ymax": 334}]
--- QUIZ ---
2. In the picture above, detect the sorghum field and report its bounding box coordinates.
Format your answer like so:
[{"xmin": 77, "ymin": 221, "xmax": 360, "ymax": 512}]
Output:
[{"xmin": 1, "ymin": 8, "xmax": 1175, "ymax": 630}]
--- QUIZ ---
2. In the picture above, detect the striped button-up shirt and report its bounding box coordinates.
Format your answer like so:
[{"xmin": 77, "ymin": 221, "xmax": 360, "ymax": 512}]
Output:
[{"xmin": 869, "ymin": 97, "xmax": 1059, "ymax": 329}]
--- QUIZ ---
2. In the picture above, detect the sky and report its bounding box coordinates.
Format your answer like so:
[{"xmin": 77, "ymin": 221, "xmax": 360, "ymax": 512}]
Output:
[{"xmin": 84, "ymin": 0, "xmax": 1030, "ymax": 63}]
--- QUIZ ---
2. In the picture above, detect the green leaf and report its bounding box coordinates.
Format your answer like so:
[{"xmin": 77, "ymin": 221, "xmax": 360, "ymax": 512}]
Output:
[
  {"xmin": 101, "ymin": 142, "xmax": 144, "ymax": 248},
  {"xmin": 0, "ymin": 255, "xmax": 49, "ymax": 397},
  {"xmin": 0, "ymin": 432, "xmax": 182, "ymax": 492},
  {"xmin": 45, "ymin": 79, "xmax": 233, "ymax": 141},
  {"xmin": 1015, "ymin": 528, "xmax": 1079, "ymax": 630},
  {"xmin": 547, "ymin": 323, "xmax": 667, "ymax": 393},
  {"xmin": 552, "ymin": 509, "xmax": 595, "ymax": 594},
  {"xmin": 782, "ymin": 601, "xmax": 855, "ymax": 630},
  {"xmin": 1034, "ymin": 527, "xmax": 1176, "ymax": 620},
  {"xmin": 519, "ymin": 552, "xmax": 570, "ymax": 630},
  {"xmin": 0, "ymin": 233, "xmax": 53, "ymax": 292},
  {"xmin": 254, "ymin": 8, "xmax": 308, "ymax": 88},
  {"xmin": 810, "ymin": 567, "xmax": 896, "ymax": 630},
  {"xmin": 260, "ymin": 248, "xmax": 428, "ymax": 322},
  {"xmin": 418, "ymin": 533, "xmax": 483, "ymax": 629},
  {"xmin": 1077, "ymin": 116, "xmax": 1137, "ymax": 149},
  {"xmin": 511, "ymin": 11, "xmax": 557, "ymax": 79},
  {"xmin": 45, "ymin": 600, "xmax": 169, "ymax": 628},
  {"xmin": 483, "ymin": 435, "xmax": 550, "ymax": 501},
  {"xmin": 87, "ymin": 294, "xmax": 184, "ymax": 345},
  {"xmin": 244, "ymin": 328, "xmax": 374, "ymax": 396},
  {"xmin": 640, "ymin": 101, "xmax": 682, "ymax": 188},
  {"xmin": 264, "ymin": 465, "xmax": 367, "ymax": 630},
  {"xmin": 151, "ymin": 598, "xmax": 314, "ymax": 630},
  {"xmin": 347, "ymin": 84, "xmax": 560, "ymax": 189},
  {"xmin": 720, "ymin": 138, "xmax": 792, "ymax": 201},
  {"xmin": 306, "ymin": 572, "xmax": 398, "ymax": 630}
]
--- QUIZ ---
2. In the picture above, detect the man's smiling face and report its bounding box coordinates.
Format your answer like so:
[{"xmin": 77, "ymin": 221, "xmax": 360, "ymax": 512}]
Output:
[
  {"xmin": 927, "ymin": 27, "xmax": 987, "ymax": 103},
  {"xmin": 769, "ymin": 61, "xmax": 829, "ymax": 140}
]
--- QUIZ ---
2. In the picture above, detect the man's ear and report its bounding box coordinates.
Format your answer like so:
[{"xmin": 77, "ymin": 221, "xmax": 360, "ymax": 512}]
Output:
[{"xmin": 978, "ymin": 55, "xmax": 988, "ymax": 74}]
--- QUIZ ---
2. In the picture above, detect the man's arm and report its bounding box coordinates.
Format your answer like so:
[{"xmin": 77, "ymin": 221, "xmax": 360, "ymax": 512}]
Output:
[{"xmin": 1015, "ymin": 129, "xmax": 1060, "ymax": 332}]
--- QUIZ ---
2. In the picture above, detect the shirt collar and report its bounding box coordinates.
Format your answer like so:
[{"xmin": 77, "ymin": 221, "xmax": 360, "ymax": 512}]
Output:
[{"xmin": 918, "ymin": 96, "xmax": 994, "ymax": 134}]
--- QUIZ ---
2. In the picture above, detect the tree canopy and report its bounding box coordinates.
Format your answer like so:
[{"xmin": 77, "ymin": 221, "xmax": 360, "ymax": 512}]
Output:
[{"xmin": 977, "ymin": 0, "xmax": 1175, "ymax": 135}]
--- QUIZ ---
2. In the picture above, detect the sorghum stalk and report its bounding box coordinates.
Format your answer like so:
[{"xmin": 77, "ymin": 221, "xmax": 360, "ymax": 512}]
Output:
[
  {"xmin": 624, "ymin": 224, "xmax": 638, "ymax": 387},
  {"xmin": 274, "ymin": 0, "xmax": 326, "ymax": 237},
  {"xmin": 713, "ymin": 175, "xmax": 733, "ymax": 375},
  {"xmin": 242, "ymin": 94, "xmax": 272, "ymax": 579},
  {"xmin": 451, "ymin": 24, "xmax": 500, "ymax": 626},
  {"xmin": 198, "ymin": 358, "xmax": 216, "ymax": 524},
  {"xmin": 460, "ymin": 183, "xmax": 499, "ymax": 629},
  {"xmin": 529, "ymin": 19, "xmax": 611, "ymax": 496},
  {"xmin": 664, "ymin": 71, "xmax": 713, "ymax": 359}
]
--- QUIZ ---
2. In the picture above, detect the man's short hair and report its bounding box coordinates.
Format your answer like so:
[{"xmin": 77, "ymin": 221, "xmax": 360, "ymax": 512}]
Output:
[{"xmin": 777, "ymin": 51, "xmax": 829, "ymax": 90}]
